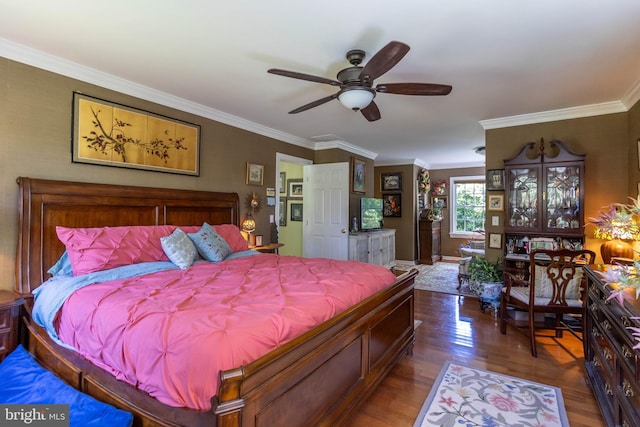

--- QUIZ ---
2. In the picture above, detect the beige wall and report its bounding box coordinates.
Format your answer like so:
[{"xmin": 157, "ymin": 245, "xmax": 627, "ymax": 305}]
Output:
[
  {"xmin": 0, "ymin": 58, "xmax": 313, "ymax": 292},
  {"xmin": 485, "ymin": 112, "xmax": 631, "ymax": 264}
]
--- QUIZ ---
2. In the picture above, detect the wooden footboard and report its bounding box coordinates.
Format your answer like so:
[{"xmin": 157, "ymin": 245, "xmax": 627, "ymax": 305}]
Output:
[{"xmin": 20, "ymin": 270, "xmax": 416, "ymax": 427}]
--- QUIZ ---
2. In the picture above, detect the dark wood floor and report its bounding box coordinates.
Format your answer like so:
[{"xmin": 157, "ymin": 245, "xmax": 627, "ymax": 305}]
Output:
[{"xmin": 349, "ymin": 289, "xmax": 605, "ymax": 427}]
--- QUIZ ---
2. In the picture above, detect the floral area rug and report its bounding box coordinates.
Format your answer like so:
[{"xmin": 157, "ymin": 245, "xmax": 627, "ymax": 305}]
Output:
[
  {"xmin": 414, "ymin": 361, "xmax": 569, "ymax": 427},
  {"xmin": 396, "ymin": 262, "xmax": 475, "ymax": 297}
]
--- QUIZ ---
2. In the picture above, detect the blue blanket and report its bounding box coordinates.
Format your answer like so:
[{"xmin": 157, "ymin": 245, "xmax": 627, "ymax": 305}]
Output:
[{"xmin": 0, "ymin": 345, "xmax": 133, "ymax": 427}]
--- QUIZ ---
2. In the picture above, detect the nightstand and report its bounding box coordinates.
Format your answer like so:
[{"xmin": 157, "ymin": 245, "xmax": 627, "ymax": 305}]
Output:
[
  {"xmin": 252, "ymin": 243, "xmax": 284, "ymax": 254},
  {"xmin": 0, "ymin": 290, "xmax": 24, "ymax": 362}
]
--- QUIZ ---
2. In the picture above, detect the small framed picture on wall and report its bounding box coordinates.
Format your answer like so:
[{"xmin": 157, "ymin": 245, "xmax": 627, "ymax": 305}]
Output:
[
  {"xmin": 486, "ymin": 169, "xmax": 505, "ymax": 191},
  {"xmin": 487, "ymin": 194, "xmax": 504, "ymax": 211},
  {"xmin": 488, "ymin": 233, "xmax": 502, "ymax": 249}
]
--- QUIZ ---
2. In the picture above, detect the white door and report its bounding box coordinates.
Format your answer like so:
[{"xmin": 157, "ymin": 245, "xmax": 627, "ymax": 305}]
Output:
[{"xmin": 303, "ymin": 163, "xmax": 349, "ymax": 259}]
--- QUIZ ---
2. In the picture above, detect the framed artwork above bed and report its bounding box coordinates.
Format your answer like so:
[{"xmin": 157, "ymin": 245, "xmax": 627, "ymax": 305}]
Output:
[{"xmin": 72, "ymin": 92, "xmax": 200, "ymax": 176}]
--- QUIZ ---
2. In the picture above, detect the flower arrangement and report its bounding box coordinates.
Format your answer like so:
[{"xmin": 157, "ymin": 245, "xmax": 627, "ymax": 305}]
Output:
[
  {"xmin": 432, "ymin": 180, "xmax": 447, "ymax": 196},
  {"xmin": 417, "ymin": 168, "xmax": 430, "ymax": 194},
  {"xmin": 589, "ymin": 198, "xmax": 640, "ymax": 350},
  {"xmin": 588, "ymin": 202, "xmax": 639, "ymax": 241},
  {"xmin": 598, "ymin": 265, "xmax": 640, "ymax": 350}
]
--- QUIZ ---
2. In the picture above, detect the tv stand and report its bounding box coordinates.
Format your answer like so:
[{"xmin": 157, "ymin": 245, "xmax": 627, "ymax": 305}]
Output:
[{"xmin": 348, "ymin": 229, "xmax": 396, "ymax": 269}]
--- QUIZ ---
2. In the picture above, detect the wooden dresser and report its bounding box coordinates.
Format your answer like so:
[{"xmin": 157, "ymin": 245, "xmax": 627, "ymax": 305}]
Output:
[
  {"xmin": 0, "ymin": 290, "xmax": 24, "ymax": 362},
  {"xmin": 584, "ymin": 266, "xmax": 640, "ymax": 427},
  {"xmin": 418, "ymin": 219, "xmax": 441, "ymax": 265}
]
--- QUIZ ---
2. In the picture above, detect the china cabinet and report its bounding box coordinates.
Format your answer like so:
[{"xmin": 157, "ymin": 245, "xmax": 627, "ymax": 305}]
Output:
[{"xmin": 503, "ymin": 139, "xmax": 585, "ymax": 278}]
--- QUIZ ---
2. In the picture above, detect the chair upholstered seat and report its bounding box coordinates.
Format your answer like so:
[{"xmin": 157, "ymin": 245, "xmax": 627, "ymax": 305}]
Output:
[{"xmin": 504, "ymin": 286, "xmax": 583, "ymax": 308}]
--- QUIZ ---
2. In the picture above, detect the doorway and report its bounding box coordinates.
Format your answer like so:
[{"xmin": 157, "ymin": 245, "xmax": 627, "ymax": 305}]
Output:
[{"xmin": 276, "ymin": 153, "xmax": 312, "ymax": 256}]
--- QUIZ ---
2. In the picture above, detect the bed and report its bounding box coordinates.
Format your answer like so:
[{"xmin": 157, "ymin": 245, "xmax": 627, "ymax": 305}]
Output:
[{"xmin": 14, "ymin": 176, "xmax": 418, "ymax": 427}]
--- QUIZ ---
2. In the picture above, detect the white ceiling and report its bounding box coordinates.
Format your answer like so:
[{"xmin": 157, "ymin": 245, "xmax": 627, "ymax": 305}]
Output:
[{"xmin": 1, "ymin": 0, "xmax": 639, "ymax": 169}]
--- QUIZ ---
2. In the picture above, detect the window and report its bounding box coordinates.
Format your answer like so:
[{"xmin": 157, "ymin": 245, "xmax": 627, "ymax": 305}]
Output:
[{"xmin": 449, "ymin": 175, "xmax": 485, "ymax": 238}]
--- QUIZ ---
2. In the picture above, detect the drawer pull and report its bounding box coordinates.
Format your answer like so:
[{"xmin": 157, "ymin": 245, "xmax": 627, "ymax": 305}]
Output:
[
  {"xmin": 622, "ymin": 345, "xmax": 633, "ymax": 359},
  {"xmin": 603, "ymin": 319, "xmax": 612, "ymax": 331},
  {"xmin": 603, "ymin": 347, "xmax": 613, "ymax": 360},
  {"xmin": 593, "ymin": 358, "xmax": 601, "ymax": 368},
  {"xmin": 591, "ymin": 327, "xmax": 602, "ymax": 338},
  {"xmin": 590, "ymin": 304, "xmax": 598, "ymax": 313},
  {"xmin": 623, "ymin": 380, "xmax": 634, "ymax": 397},
  {"xmin": 621, "ymin": 315, "xmax": 631, "ymax": 327}
]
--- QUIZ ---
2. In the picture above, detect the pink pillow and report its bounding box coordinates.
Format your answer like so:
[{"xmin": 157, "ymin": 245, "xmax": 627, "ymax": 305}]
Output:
[
  {"xmin": 213, "ymin": 224, "xmax": 249, "ymax": 252},
  {"xmin": 56, "ymin": 225, "xmax": 176, "ymax": 276}
]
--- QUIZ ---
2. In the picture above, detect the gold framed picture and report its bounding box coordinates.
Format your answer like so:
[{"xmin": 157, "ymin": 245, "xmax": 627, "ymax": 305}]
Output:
[
  {"xmin": 246, "ymin": 162, "xmax": 264, "ymax": 185},
  {"xmin": 487, "ymin": 194, "xmax": 504, "ymax": 211},
  {"xmin": 72, "ymin": 92, "xmax": 200, "ymax": 176}
]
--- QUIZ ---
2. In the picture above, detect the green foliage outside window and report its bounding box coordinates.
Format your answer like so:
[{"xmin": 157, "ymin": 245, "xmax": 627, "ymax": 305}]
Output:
[{"xmin": 454, "ymin": 181, "xmax": 485, "ymax": 232}]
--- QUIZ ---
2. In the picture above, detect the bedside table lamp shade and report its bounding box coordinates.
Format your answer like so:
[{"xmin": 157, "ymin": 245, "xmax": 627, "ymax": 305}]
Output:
[{"xmin": 242, "ymin": 218, "xmax": 256, "ymax": 234}]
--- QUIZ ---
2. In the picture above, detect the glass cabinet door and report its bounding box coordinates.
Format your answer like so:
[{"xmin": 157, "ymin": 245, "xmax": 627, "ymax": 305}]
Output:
[
  {"xmin": 506, "ymin": 166, "xmax": 539, "ymax": 230},
  {"xmin": 504, "ymin": 140, "xmax": 584, "ymax": 237},
  {"xmin": 544, "ymin": 164, "xmax": 581, "ymax": 231}
]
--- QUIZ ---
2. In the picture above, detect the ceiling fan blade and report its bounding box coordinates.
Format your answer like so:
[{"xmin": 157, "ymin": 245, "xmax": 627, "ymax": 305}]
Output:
[
  {"xmin": 289, "ymin": 93, "xmax": 339, "ymax": 114},
  {"xmin": 376, "ymin": 83, "xmax": 452, "ymax": 96},
  {"xmin": 360, "ymin": 101, "xmax": 381, "ymax": 122},
  {"xmin": 268, "ymin": 69, "xmax": 341, "ymax": 86},
  {"xmin": 359, "ymin": 41, "xmax": 410, "ymax": 82}
]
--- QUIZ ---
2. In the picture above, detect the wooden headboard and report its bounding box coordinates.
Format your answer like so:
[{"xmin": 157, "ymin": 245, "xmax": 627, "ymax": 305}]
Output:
[{"xmin": 15, "ymin": 177, "xmax": 240, "ymax": 296}]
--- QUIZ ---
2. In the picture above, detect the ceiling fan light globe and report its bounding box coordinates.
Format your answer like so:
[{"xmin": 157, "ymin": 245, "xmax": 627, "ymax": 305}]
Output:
[{"xmin": 338, "ymin": 88, "xmax": 374, "ymax": 110}]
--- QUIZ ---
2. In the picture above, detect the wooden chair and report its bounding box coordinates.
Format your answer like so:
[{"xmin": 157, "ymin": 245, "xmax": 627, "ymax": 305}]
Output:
[{"xmin": 499, "ymin": 248, "xmax": 595, "ymax": 357}]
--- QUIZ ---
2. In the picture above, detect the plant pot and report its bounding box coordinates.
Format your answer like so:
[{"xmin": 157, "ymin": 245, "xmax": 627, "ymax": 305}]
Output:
[{"xmin": 471, "ymin": 281, "xmax": 503, "ymax": 303}]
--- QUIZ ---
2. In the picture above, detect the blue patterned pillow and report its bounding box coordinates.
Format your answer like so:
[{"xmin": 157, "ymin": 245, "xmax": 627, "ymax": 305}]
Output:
[
  {"xmin": 188, "ymin": 223, "xmax": 232, "ymax": 262},
  {"xmin": 160, "ymin": 228, "xmax": 197, "ymax": 269}
]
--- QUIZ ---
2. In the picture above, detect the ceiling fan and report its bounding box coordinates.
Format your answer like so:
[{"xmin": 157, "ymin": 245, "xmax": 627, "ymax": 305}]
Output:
[{"xmin": 267, "ymin": 41, "xmax": 452, "ymax": 122}]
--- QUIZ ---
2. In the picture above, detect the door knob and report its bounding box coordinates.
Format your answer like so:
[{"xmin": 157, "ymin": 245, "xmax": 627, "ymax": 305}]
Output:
[{"xmin": 341, "ymin": 229, "xmax": 347, "ymax": 233}]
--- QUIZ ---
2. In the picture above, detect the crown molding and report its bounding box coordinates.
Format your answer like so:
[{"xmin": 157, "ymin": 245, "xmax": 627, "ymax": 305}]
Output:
[
  {"xmin": 479, "ymin": 100, "xmax": 628, "ymax": 130},
  {"xmin": 313, "ymin": 140, "xmax": 378, "ymax": 160},
  {"xmin": 622, "ymin": 79, "xmax": 640, "ymax": 110},
  {"xmin": 372, "ymin": 158, "xmax": 485, "ymax": 170},
  {"xmin": 428, "ymin": 161, "xmax": 486, "ymax": 170},
  {"xmin": 0, "ymin": 38, "xmax": 314, "ymax": 151}
]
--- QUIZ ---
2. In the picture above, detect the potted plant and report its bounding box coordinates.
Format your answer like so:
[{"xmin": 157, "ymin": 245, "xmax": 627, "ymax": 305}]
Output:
[{"xmin": 468, "ymin": 257, "xmax": 503, "ymax": 312}]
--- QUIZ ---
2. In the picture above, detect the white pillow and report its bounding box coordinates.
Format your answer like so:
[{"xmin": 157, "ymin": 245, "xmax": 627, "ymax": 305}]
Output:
[
  {"xmin": 534, "ymin": 265, "xmax": 583, "ymax": 300},
  {"xmin": 160, "ymin": 228, "xmax": 197, "ymax": 269}
]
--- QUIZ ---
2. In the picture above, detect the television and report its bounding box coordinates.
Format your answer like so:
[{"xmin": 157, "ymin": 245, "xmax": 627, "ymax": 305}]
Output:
[{"xmin": 360, "ymin": 197, "xmax": 383, "ymax": 231}]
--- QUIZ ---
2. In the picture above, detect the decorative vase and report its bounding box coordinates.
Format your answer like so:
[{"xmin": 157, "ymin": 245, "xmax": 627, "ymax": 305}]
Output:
[{"xmin": 600, "ymin": 239, "xmax": 634, "ymax": 264}]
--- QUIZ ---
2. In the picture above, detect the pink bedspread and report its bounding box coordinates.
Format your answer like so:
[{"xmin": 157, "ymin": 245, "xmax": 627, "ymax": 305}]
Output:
[{"xmin": 56, "ymin": 254, "xmax": 396, "ymax": 410}]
